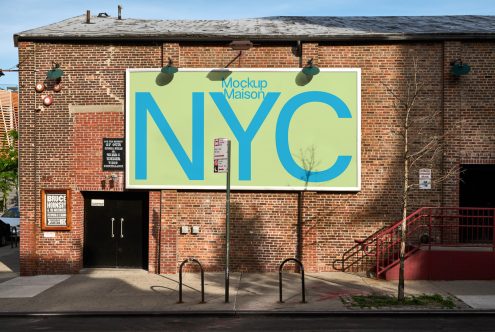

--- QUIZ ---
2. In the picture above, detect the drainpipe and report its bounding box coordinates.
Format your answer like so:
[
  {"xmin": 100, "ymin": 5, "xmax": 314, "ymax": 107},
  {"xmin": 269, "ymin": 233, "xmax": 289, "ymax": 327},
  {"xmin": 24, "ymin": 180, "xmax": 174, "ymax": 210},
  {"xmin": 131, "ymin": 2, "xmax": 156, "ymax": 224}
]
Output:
[
  {"xmin": 157, "ymin": 192, "xmax": 162, "ymax": 274},
  {"xmin": 297, "ymin": 40, "xmax": 303, "ymax": 68},
  {"xmin": 296, "ymin": 39, "xmax": 303, "ymax": 268}
]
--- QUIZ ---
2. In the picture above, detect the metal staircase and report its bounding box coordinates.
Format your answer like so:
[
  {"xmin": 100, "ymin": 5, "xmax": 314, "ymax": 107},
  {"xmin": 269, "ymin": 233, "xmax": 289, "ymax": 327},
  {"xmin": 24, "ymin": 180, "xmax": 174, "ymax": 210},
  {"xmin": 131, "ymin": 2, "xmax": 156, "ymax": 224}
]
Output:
[{"xmin": 334, "ymin": 207, "xmax": 495, "ymax": 278}]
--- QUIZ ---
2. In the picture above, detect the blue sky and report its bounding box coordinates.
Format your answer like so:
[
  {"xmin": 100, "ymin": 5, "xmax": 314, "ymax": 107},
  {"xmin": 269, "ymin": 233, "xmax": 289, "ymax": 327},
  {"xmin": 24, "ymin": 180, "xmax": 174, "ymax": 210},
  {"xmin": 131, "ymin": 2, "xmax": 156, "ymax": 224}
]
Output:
[{"xmin": 1, "ymin": 0, "xmax": 495, "ymax": 87}]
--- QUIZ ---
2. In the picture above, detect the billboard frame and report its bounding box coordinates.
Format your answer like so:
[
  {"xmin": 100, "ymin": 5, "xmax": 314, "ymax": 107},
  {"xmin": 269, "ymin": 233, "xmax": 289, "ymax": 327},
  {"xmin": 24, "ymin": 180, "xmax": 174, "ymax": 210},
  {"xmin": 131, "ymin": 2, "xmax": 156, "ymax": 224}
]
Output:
[{"xmin": 125, "ymin": 68, "xmax": 361, "ymax": 191}]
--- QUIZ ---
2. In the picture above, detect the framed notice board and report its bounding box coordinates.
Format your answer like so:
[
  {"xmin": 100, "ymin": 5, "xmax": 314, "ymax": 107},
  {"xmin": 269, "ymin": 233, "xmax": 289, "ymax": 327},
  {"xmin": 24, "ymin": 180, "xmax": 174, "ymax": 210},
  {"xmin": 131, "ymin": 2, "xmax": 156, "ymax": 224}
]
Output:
[
  {"xmin": 41, "ymin": 189, "xmax": 71, "ymax": 231},
  {"xmin": 103, "ymin": 138, "xmax": 125, "ymax": 170}
]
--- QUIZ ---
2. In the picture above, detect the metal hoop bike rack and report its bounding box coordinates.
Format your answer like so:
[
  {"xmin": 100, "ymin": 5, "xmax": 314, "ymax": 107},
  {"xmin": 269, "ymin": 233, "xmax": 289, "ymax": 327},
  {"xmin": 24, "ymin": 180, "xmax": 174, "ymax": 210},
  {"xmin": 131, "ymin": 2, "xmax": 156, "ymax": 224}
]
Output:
[
  {"xmin": 278, "ymin": 258, "xmax": 306, "ymax": 303},
  {"xmin": 178, "ymin": 258, "xmax": 205, "ymax": 304}
]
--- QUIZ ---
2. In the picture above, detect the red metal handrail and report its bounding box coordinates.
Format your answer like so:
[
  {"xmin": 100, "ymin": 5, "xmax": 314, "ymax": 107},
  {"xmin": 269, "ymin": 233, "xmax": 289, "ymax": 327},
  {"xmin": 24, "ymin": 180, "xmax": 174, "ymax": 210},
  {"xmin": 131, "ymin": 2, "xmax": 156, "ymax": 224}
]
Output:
[
  {"xmin": 333, "ymin": 226, "xmax": 388, "ymax": 275},
  {"xmin": 373, "ymin": 207, "xmax": 495, "ymax": 278},
  {"xmin": 335, "ymin": 207, "xmax": 495, "ymax": 277}
]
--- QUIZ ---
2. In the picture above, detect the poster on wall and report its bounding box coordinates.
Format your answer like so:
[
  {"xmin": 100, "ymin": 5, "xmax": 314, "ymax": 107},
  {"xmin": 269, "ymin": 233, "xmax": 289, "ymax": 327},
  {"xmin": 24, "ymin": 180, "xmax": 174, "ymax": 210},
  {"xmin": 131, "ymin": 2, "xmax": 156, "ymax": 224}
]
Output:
[
  {"xmin": 126, "ymin": 68, "xmax": 361, "ymax": 191},
  {"xmin": 41, "ymin": 189, "xmax": 71, "ymax": 231},
  {"xmin": 103, "ymin": 138, "xmax": 125, "ymax": 170}
]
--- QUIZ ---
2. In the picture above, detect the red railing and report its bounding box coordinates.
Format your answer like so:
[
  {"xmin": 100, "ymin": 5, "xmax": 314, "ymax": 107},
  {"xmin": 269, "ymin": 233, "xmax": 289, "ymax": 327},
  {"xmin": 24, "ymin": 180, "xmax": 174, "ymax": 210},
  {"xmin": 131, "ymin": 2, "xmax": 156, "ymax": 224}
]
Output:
[
  {"xmin": 374, "ymin": 207, "xmax": 495, "ymax": 278},
  {"xmin": 332, "ymin": 226, "xmax": 386, "ymax": 276},
  {"xmin": 334, "ymin": 207, "xmax": 495, "ymax": 278}
]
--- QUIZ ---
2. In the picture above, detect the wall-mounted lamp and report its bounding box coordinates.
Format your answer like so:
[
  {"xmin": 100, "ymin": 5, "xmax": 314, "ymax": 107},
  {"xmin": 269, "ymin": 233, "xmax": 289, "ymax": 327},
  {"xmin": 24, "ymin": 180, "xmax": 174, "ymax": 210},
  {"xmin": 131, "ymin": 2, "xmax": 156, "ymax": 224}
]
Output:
[
  {"xmin": 161, "ymin": 57, "xmax": 178, "ymax": 75},
  {"xmin": 108, "ymin": 173, "xmax": 118, "ymax": 188},
  {"xmin": 224, "ymin": 40, "xmax": 253, "ymax": 68},
  {"xmin": 295, "ymin": 58, "xmax": 320, "ymax": 86},
  {"xmin": 34, "ymin": 63, "xmax": 63, "ymax": 106},
  {"xmin": 35, "ymin": 82, "xmax": 45, "ymax": 93},
  {"xmin": 229, "ymin": 40, "xmax": 253, "ymax": 51},
  {"xmin": 302, "ymin": 58, "xmax": 320, "ymax": 76},
  {"xmin": 101, "ymin": 174, "xmax": 119, "ymax": 189},
  {"xmin": 53, "ymin": 83, "xmax": 62, "ymax": 92},
  {"xmin": 450, "ymin": 59, "xmax": 471, "ymax": 76},
  {"xmin": 46, "ymin": 62, "xmax": 64, "ymax": 80},
  {"xmin": 42, "ymin": 95, "xmax": 53, "ymax": 106},
  {"xmin": 156, "ymin": 57, "xmax": 178, "ymax": 86}
]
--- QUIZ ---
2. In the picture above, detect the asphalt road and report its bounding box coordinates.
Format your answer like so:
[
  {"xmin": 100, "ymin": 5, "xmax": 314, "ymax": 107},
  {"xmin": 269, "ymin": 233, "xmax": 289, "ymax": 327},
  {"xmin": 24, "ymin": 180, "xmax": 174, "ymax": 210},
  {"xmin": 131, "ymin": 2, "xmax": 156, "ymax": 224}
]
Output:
[{"xmin": 2, "ymin": 314, "xmax": 495, "ymax": 331}]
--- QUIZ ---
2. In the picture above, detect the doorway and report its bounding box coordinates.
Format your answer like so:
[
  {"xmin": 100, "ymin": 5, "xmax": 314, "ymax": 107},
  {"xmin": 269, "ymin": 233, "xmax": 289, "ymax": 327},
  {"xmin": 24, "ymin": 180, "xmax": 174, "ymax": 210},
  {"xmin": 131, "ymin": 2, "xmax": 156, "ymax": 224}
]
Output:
[
  {"xmin": 459, "ymin": 164, "xmax": 495, "ymax": 243},
  {"xmin": 83, "ymin": 192, "xmax": 148, "ymax": 269}
]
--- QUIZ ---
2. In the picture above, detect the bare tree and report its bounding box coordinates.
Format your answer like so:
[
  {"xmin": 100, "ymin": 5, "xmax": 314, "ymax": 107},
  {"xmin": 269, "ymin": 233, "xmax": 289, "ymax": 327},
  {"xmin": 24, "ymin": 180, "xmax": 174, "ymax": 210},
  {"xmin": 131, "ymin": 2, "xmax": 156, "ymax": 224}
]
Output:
[{"xmin": 384, "ymin": 55, "xmax": 459, "ymax": 301}]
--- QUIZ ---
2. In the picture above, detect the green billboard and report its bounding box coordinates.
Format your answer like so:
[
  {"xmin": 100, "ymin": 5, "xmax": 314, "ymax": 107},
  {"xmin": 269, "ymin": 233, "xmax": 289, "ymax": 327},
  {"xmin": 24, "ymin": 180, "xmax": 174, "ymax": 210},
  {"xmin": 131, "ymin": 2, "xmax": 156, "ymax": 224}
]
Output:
[{"xmin": 126, "ymin": 68, "xmax": 360, "ymax": 191}]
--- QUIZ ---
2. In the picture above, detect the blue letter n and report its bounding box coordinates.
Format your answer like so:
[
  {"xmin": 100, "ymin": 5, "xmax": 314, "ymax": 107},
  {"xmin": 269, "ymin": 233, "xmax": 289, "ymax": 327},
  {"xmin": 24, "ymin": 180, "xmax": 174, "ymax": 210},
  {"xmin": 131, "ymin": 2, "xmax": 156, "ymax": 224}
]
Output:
[{"xmin": 135, "ymin": 92, "xmax": 204, "ymax": 180}]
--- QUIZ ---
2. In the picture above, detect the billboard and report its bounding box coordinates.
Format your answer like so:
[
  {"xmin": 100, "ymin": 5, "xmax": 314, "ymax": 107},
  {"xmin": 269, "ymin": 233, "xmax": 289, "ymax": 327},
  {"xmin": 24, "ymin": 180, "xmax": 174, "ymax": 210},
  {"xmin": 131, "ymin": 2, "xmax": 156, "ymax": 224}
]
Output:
[{"xmin": 126, "ymin": 68, "xmax": 360, "ymax": 191}]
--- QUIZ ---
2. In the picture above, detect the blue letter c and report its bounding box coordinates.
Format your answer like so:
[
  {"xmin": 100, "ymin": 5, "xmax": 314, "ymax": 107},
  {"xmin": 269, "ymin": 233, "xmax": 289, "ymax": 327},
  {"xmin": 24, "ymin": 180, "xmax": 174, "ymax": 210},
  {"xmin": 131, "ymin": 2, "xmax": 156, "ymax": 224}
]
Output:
[{"xmin": 276, "ymin": 91, "xmax": 352, "ymax": 183}]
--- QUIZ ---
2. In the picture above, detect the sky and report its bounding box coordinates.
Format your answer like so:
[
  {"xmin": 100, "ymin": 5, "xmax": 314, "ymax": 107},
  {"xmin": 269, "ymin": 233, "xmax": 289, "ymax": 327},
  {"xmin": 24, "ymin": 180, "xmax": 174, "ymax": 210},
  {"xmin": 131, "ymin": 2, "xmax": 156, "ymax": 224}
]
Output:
[{"xmin": 1, "ymin": 0, "xmax": 495, "ymax": 87}]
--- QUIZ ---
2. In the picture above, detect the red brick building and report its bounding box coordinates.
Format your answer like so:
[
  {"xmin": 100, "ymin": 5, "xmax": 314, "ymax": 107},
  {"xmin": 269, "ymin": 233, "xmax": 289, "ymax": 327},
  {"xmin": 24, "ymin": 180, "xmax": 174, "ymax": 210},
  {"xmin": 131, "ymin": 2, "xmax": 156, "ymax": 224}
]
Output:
[
  {"xmin": 14, "ymin": 14, "xmax": 495, "ymax": 276},
  {"xmin": 0, "ymin": 89, "xmax": 18, "ymax": 145}
]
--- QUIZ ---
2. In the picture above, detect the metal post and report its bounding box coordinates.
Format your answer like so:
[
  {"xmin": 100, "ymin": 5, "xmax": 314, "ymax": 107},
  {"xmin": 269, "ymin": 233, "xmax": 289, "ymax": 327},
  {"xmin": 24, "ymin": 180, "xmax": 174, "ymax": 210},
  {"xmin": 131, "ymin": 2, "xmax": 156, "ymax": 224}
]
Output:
[
  {"xmin": 200, "ymin": 266, "xmax": 205, "ymax": 304},
  {"xmin": 225, "ymin": 140, "xmax": 231, "ymax": 303},
  {"xmin": 375, "ymin": 238, "xmax": 379, "ymax": 278},
  {"xmin": 301, "ymin": 268, "xmax": 306, "ymax": 303},
  {"xmin": 178, "ymin": 260, "xmax": 184, "ymax": 303}
]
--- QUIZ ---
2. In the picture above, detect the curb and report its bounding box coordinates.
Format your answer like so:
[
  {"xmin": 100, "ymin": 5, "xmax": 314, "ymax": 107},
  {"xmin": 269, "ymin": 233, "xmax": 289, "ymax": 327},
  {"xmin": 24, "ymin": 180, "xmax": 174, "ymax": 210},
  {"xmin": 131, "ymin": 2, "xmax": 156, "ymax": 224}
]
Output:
[{"xmin": 2, "ymin": 310, "xmax": 495, "ymax": 317}]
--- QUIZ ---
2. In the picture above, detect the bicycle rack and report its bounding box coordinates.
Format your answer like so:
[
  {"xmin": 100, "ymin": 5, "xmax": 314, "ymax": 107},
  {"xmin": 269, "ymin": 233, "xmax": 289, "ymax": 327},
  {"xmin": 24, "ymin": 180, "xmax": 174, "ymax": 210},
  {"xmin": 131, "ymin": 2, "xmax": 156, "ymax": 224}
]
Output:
[
  {"xmin": 178, "ymin": 258, "xmax": 205, "ymax": 304},
  {"xmin": 279, "ymin": 258, "xmax": 306, "ymax": 303}
]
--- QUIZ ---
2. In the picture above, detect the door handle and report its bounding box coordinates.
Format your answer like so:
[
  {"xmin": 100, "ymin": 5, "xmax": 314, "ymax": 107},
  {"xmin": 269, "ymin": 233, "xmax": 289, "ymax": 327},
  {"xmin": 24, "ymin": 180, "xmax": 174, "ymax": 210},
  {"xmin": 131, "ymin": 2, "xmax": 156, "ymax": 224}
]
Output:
[
  {"xmin": 120, "ymin": 218, "xmax": 124, "ymax": 238},
  {"xmin": 111, "ymin": 218, "xmax": 115, "ymax": 238}
]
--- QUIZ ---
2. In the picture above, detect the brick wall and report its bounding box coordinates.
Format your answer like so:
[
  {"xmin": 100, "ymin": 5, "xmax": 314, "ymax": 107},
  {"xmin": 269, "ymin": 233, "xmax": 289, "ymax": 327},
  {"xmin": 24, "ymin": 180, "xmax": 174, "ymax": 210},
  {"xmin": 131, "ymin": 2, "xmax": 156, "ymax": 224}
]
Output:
[
  {"xmin": 18, "ymin": 42, "xmax": 160, "ymax": 275},
  {"xmin": 443, "ymin": 41, "xmax": 495, "ymax": 207},
  {"xmin": 17, "ymin": 39, "xmax": 495, "ymax": 275}
]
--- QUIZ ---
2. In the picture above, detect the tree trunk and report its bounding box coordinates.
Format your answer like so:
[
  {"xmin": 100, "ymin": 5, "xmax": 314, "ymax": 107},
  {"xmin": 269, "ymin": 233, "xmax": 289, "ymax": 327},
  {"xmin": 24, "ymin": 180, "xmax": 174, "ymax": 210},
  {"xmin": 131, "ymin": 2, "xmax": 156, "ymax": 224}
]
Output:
[
  {"xmin": 398, "ymin": 126, "xmax": 409, "ymax": 301},
  {"xmin": 398, "ymin": 186, "xmax": 408, "ymax": 301},
  {"xmin": 296, "ymin": 191, "xmax": 303, "ymax": 271}
]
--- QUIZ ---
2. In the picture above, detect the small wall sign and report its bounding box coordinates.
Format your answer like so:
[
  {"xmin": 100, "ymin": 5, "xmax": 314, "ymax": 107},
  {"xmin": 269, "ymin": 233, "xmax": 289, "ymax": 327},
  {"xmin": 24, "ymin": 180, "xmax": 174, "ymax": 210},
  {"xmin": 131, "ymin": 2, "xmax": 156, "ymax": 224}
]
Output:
[
  {"xmin": 419, "ymin": 168, "xmax": 432, "ymax": 190},
  {"xmin": 214, "ymin": 138, "xmax": 229, "ymax": 173},
  {"xmin": 41, "ymin": 189, "xmax": 71, "ymax": 231},
  {"xmin": 91, "ymin": 199, "xmax": 105, "ymax": 207},
  {"xmin": 103, "ymin": 138, "xmax": 125, "ymax": 170}
]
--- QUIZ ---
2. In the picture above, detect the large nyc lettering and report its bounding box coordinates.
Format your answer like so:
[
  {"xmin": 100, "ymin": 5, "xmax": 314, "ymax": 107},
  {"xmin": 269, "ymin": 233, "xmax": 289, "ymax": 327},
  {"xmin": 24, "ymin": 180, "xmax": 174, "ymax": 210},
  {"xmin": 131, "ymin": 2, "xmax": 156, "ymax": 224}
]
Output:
[{"xmin": 135, "ymin": 91, "xmax": 352, "ymax": 182}]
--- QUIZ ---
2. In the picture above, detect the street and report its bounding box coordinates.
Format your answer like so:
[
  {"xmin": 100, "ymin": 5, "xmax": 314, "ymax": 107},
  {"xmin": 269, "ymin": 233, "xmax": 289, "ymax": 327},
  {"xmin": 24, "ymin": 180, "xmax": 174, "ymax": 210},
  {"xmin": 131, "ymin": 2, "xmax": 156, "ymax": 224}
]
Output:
[{"xmin": 2, "ymin": 314, "xmax": 495, "ymax": 331}]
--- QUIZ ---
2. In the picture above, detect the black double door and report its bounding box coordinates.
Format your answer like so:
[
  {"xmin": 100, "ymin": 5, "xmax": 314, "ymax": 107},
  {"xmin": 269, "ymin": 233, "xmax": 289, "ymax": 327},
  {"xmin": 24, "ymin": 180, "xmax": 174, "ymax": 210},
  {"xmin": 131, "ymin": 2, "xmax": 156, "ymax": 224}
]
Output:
[{"xmin": 84, "ymin": 192, "xmax": 148, "ymax": 268}]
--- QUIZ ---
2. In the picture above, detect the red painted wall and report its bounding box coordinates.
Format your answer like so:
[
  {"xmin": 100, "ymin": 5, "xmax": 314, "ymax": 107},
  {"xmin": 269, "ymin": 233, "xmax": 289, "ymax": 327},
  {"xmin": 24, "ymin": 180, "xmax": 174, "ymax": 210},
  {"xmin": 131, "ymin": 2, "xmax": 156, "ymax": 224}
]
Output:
[{"xmin": 385, "ymin": 249, "xmax": 495, "ymax": 280}]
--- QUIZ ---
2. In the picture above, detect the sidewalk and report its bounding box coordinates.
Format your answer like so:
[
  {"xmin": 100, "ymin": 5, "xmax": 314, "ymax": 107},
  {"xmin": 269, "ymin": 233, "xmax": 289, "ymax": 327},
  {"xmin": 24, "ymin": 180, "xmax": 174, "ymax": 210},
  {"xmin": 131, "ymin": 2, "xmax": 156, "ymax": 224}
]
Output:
[{"xmin": 1, "ymin": 246, "xmax": 495, "ymax": 313}]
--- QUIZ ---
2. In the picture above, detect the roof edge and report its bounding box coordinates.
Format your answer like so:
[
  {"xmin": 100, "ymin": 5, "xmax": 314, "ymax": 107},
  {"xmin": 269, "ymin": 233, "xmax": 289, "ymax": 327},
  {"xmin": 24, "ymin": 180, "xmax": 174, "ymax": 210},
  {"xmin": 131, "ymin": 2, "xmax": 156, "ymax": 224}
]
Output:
[{"xmin": 14, "ymin": 32, "xmax": 495, "ymax": 46}]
